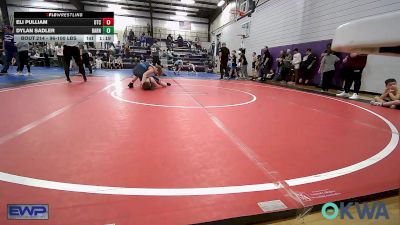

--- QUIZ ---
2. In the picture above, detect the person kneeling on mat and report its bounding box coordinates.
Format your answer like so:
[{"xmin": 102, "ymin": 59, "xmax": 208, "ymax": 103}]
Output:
[{"xmin": 128, "ymin": 62, "xmax": 171, "ymax": 90}]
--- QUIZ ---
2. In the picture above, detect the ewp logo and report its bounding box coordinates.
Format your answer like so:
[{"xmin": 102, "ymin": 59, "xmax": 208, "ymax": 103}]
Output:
[
  {"xmin": 321, "ymin": 202, "xmax": 389, "ymax": 220},
  {"xmin": 7, "ymin": 204, "xmax": 49, "ymax": 220}
]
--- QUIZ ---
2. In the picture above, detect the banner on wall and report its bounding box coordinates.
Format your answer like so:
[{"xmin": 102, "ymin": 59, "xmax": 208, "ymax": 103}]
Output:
[{"xmin": 179, "ymin": 21, "xmax": 191, "ymax": 30}]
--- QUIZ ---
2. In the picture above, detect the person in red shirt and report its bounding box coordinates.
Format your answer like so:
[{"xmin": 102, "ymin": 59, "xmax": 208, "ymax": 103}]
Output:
[{"xmin": 336, "ymin": 53, "xmax": 368, "ymax": 100}]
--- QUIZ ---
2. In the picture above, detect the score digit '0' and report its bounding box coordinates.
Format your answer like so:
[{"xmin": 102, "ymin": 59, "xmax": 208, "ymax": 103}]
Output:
[{"xmin": 102, "ymin": 18, "xmax": 114, "ymax": 26}]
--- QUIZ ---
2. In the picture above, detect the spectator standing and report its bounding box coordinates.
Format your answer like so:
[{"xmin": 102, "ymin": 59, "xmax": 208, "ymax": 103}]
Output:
[
  {"xmin": 281, "ymin": 49, "xmax": 293, "ymax": 83},
  {"xmin": 174, "ymin": 58, "xmax": 183, "ymax": 75},
  {"xmin": 239, "ymin": 51, "xmax": 248, "ymax": 79},
  {"xmin": 80, "ymin": 43, "xmax": 93, "ymax": 74},
  {"xmin": 251, "ymin": 52, "xmax": 257, "ymax": 79},
  {"xmin": 55, "ymin": 43, "xmax": 64, "ymax": 67},
  {"xmin": 1, "ymin": 25, "xmax": 16, "ymax": 74},
  {"xmin": 218, "ymin": 42, "xmax": 230, "ymax": 79},
  {"xmin": 231, "ymin": 50, "xmax": 238, "ymax": 79},
  {"xmin": 266, "ymin": 69, "xmax": 275, "ymax": 80},
  {"xmin": 290, "ymin": 48, "xmax": 301, "ymax": 84},
  {"xmin": 318, "ymin": 49, "xmax": 340, "ymax": 92},
  {"xmin": 16, "ymin": 41, "xmax": 30, "ymax": 75},
  {"xmin": 63, "ymin": 40, "xmax": 86, "ymax": 82},
  {"xmin": 299, "ymin": 48, "xmax": 317, "ymax": 84},
  {"xmin": 273, "ymin": 50, "xmax": 285, "ymax": 81},
  {"xmin": 115, "ymin": 56, "xmax": 123, "ymax": 69},
  {"xmin": 336, "ymin": 53, "xmax": 368, "ymax": 99},
  {"xmin": 140, "ymin": 33, "xmax": 146, "ymax": 47},
  {"xmin": 211, "ymin": 41, "xmax": 215, "ymax": 56},
  {"xmin": 255, "ymin": 55, "xmax": 262, "ymax": 80}
]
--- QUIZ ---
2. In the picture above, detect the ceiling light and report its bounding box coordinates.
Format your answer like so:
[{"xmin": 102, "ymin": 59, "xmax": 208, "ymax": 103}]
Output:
[
  {"xmin": 176, "ymin": 11, "xmax": 188, "ymax": 16},
  {"xmin": 32, "ymin": 1, "xmax": 58, "ymax": 8},
  {"xmin": 181, "ymin": 0, "xmax": 195, "ymax": 4},
  {"xmin": 217, "ymin": 0, "xmax": 225, "ymax": 7},
  {"xmin": 108, "ymin": 4, "xmax": 122, "ymax": 11}
]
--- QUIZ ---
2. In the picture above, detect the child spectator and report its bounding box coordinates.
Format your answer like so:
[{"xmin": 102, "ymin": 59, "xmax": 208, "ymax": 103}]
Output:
[
  {"xmin": 80, "ymin": 44, "xmax": 92, "ymax": 74},
  {"xmin": 370, "ymin": 78, "xmax": 400, "ymax": 108},
  {"xmin": 151, "ymin": 40, "xmax": 161, "ymax": 66},
  {"xmin": 115, "ymin": 56, "xmax": 123, "ymax": 69},
  {"xmin": 207, "ymin": 60, "xmax": 214, "ymax": 73},
  {"xmin": 218, "ymin": 42, "xmax": 230, "ymax": 79},
  {"xmin": 261, "ymin": 46, "xmax": 273, "ymax": 81},
  {"xmin": 239, "ymin": 51, "xmax": 248, "ymax": 79},
  {"xmin": 255, "ymin": 55, "xmax": 262, "ymax": 80},
  {"xmin": 101, "ymin": 52, "xmax": 108, "ymax": 68},
  {"xmin": 55, "ymin": 43, "xmax": 64, "ymax": 67}
]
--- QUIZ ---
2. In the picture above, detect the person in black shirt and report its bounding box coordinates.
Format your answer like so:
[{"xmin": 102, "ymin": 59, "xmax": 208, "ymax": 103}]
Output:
[
  {"xmin": 218, "ymin": 42, "xmax": 230, "ymax": 79},
  {"xmin": 177, "ymin": 35, "xmax": 184, "ymax": 47},
  {"xmin": 299, "ymin": 48, "xmax": 317, "ymax": 84},
  {"xmin": 261, "ymin": 46, "xmax": 273, "ymax": 81}
]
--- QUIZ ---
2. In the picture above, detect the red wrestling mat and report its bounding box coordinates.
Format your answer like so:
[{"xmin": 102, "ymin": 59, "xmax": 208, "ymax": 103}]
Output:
[{"xmin": 0, "ymin": 77, "xmax": 399, "ymax": 224}]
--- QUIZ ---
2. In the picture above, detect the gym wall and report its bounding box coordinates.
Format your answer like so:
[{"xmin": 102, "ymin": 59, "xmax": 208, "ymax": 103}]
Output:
[{"xmin": 211, "ymin": 0, "xmax": 400, "ymax": 93}]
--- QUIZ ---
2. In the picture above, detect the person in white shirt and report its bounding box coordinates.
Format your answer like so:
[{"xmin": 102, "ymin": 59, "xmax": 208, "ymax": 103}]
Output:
[
  {"xmin": 95, "ymin": 57, "xmax": 102, "ymax": 69},
  {"xmin": 16, "ymin": 42, "xmax": 30, "ymax": 75},
  {"xmin": 290, "ymin": 48, "xmax": 301, "ymax": 84},
  {"xmin": 63, "ymin": 41, "xmax": 86, "ymax": 82}
]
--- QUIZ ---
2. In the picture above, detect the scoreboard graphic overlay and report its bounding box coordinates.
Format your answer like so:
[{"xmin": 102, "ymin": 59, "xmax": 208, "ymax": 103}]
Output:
[{"xmin": 14, "ymin": 12, "xmax": 114, "ymax": 43}]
